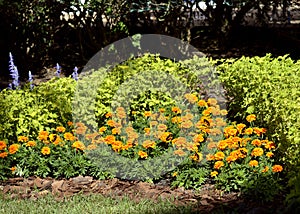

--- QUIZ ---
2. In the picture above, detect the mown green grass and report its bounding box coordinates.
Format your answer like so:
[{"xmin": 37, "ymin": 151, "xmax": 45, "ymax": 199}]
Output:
[{"xmin": 0, "ymin": 193, "xmax": 197, "ymax": 214}]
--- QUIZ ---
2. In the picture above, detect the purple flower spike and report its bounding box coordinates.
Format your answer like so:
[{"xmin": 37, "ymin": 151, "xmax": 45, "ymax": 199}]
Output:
[
  {"xmin": 55, "ymin": 63, "xmax": 61, "ymax": 77},
  {"xmin": 72, "ymin": 66, "xmax": 79, "ymax": 81},
  {"xmin": 28, "ymin": 71, "xmax": 34, "ymax": 90},
  {"xmin": 8, "ymin": 52, "xmax": 19, "ymax": 89}
]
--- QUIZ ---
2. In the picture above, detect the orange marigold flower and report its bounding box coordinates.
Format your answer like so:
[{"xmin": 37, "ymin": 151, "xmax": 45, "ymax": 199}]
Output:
[
  {"xmin": 246, "ymin": 114, "xmax": 256, "ymax": 122},
  {"xmin": 224, "ymin": 126, "xmax": 238, "ymax": 137},
  {"xmin": 142, "ymin": 140, "xmax": 156, "ymax": 149},
  {"xmin": 251, "ymin": 139, "xmax": 262, "ymax": 147},
  {"xmin": 197, "ymin": 100, "xmax": 208, "ymax": 107},
  {"xmin": 11, "ymin": 166, "xmax": 17, "ymax": 172},
  {"xmin": 262, "ymin": 166, "xmax": 269, "ymax": 173},
  {"xmin": 26, "ymin": 141, "xmax": 36, "ymax": 147},
  {"xmin": 76, "ymin": 126, "xmax": 87, "ymax": 135},
  {"xmin": 38, "ymin": 131, "xmax": 49, "ymax": 141},
  {"xmin": 9, "ymin": 144, "xmax": 20, "ymax": 154},
  {"xmin": 217, "ymin": 140, "xmax": 228, "ymax": 150},
  {"xmin": 157, "ymin": 124, "xmax": 168, "ymax": 131},
  {"xmin": 214, "ymin": 161, "xmax": 224, "ymax": 170},
  {"xmin": 67, "ymin": 121, "xmax": 73, "ymax": 126},
  {"xmin": 244, "ymin": 128, "xmax": 253, "ymax": 135},
  {"xmin": 41, "ymin": 146, "xmax": 51, "ymax": 155},
  {"xmin": 211, "ymin": 171, "xmax": 218, "ymax": 177},
  {"xmin": 144, "ymin": 111, "xmax": 152, "ymax": 117},
  {"xmin": 138, "ymin": 151, "xmax": 148, "ymax": 159},
  {"xmin": 99, "ymin": 126, "xmax": 107, "ymax": 134},
  {"xmin": 159, "ymin": 108, "xmax": 166, "ymax": 113},
  {"xmin": 251, "ymin": 148, "xmax": 264, "ymax": 157},
  {"xmin": 207, "ymin": 98, "xmax": 218, "ymax": 106},
  {"xmin": 249, "ymin": 160, "xmax": 259, "ymax": 167},
  {"xmin": 64, "ymin": 132, "xmax": 76, "ymax": 141},
  {"xmin": 172, "ymin": 106, "xmax": 181, "ymax": 114},
  {"xmin": 56, "ymin": 126, "xmax": 66, "ymax": 133},
  {"xmin": 104, "ymin": 135, "xmax": 116, "ymax": 144},
  {"xmin": 105, "ymin": 112, "xmax": 113, "ymax": 118},
  {"xmin": 111, "ymin": 140, "xmax": 123, "ymax": 152},
  {"xmin": 18, "ymin": 136, "xmax": 28, "ymax": 143},
  {"xmin": 174, "ymin": 149, "xmax": 186, "ymax": 156},
  {"xmin": 272, "ymin": 165, "xmax": 283, "ymax": 172},
  {"xmin": 206, "ymin": 154, "xmax": 215, "ymax": 161},
  {"xmin": 172, "ymin": 137, "xmax": 187, "ymax": 148},
  {"xmin": 144, "ymin": 127, "xmax": 151, "ymax": 135},
  {"xmin": 0, "ymin": 141, "xmax": 7, "ymax": 150},
  {"xmin": 214, "ymin": 151, "xmax": 225, "ymax": 160},
  {"xmin": 266, "ymin": 152, "xmax": 274, "ymax": 158},
  {"xmin": 207, "ymin": 142, "xmax": 217, "ymax": 150},
  {"xmin": 264, "ymin": 141, "xmax": 276, "ymax": 150},
  {"xmin": 72, "ymin": 141, "xmax": 86, "ymax": 151},
  {"xmin": 238, "ymin": 148, "xmax": 248, "ymax": 158},
  {"xmin": 180, "ymin": 120, "xmax": 193, "ymax": 129},
  {"xmin": 184, "ymin": 93, "xmax": 198, "ymax": 104},
  {"xmin": 226, "ymin": 155, "xmax": 237, "ymax": 163},
  {"xmin": 202, "ymin": 108, "xmax": 211, "ymax": 116},
  {"xmin": 0, "ymin": 152, "xmax": 8, "ymax": 158},
  {"xmin": 253, "ymin": 127, "xmax": 264, "ymax": 136},
  {"xmin": 107, "ymin": 120, "xmax": 116, "ymax": 127},
  {"xmin": 193, "ymin": 134, "xmax": 204, "ymax": 144},
  {"xmin": 215, "ymin": 118, "xmax": 227, "ymax": 127}
]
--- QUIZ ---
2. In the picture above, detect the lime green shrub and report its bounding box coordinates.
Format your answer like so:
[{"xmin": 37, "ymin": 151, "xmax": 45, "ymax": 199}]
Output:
[{"xmin": 0, "ymin": 78, "xmax": 76, "ymax": 141}]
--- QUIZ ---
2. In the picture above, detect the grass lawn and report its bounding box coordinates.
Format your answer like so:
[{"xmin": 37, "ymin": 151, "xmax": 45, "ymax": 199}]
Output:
[{"xmin": 0, "ymin": 192, "xmax": 197, "ymax": 214}]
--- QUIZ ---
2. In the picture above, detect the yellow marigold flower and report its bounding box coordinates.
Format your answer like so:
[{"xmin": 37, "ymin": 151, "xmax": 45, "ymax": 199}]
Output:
[
  {"xmin": 249, "ymin": 160, "xmax": 259, "ymax": 167},
  {"xmin": 138, "ymin": 151, "xmax": 148, "ymax": 159},
  {"xmin": 107, "ymin": 120, "xmax": 116, "ymax": 127},
  {"xmin": 56, "ymin": 126, "xmax": 66, "ymax": 133},
  {"xmin": 99, "ymin": 126, "xmax": 107, "ymax": 134},
  {"xmin": 72, "ymin": 141, "xmax": 86, "ymax": 151},
  {"xmin": 0, "ymin": 141, "xmax": 7, "ymax": 150},
  {"xmin": 172, "ymin": 172, "xmax": 178, "ymax": 177},
  {"xmin": 18, "ymin": 136, "xmax": 28, "ymax": 143},
  {"xmin": 197, "ymin": 99, "xmax": 207, "ymax": 107},
  {"xmin": 214, "ymin": 161, "xmax": 224, "ymax": 170},
  {"xmin": 190, "ymin": 152, "xmax": 202, "ymax": 162},
  {"xmin": 8, "ymin": 144, "xmax": 20, "ymax": 154},
  {"xmin": 253, "ymin": 127, "xmax": 264, "ymax": 136},
  {"xmin": 244, "ymin": 128, "xmax": 253, "ymax": 135},
  {"xmin": 180, "ymin": 120, "xmax": 193, "ymax": 129},
  {"xmin": 26, "ymin": 141, "xmax": 36, "ymax": 147},
  {"xmin": 211, "ymin": 171, "xmax": 218, "ymax": 177},
  {"xmin": 159, "ymin": 108, "xmax": 166, "ymax": 113},
  {"xmin": 160, "ymin": 132, "xmax": 172, "ymax": 142},
  {"xmin": 64, "ymin": 132, "xmax": 76, "ymax": 141},
  {"xmin": 217, "ymin": 140, "xmax": 228, "ymax": 150},
  {"xmin": 171, "ymin": 106, "xmax": 181, "ymax": 114},
  {"xmin": 246, "ymin": 114, "xmax": 256, "ymax": 122},
  {"xmin": 238, "ymin": 148, "xmax": 248, "ymax": 158},
  {"xmin": 207, "ymin": 98, "xmax": 218, "ymax": 106},
  {"xmin": 174, "ymin": 149, "xmax": 186, "ymax": 156},
  {"xmin": 41, "ymin": 146, "xmax": 51, "ymax": 155},
  {"xmin": 111, "ymin": 141, "xmax": 123, "ymax": 152},
  {"xmin": 251, "ymin": 139, "xmax": 262, "ymax": 147},
  {"xmin": 202, "ymin": 108, "xmax": 211, "ymax": 116},
  {"xmin": 264, "ymin": 141, "xmax": 276, "ymax": 150},
  {"xmin": 226, "ymin": 155, "xmax": 237, "ymax": 163},
  {"xmin": 272, "ymin": 165, "xmax": 283, "ymax": 172},
  {"xmin": 112, "ymin": 128, "xmax": 121, "ymax": 135},
  {"xmin": 184, "ymin": 93, "xmax": 198, "ymax": 104},
  {"xmin": 144, "ymin": 127, "xmax": 151, "ymax": 135},
  {"xmin": 262, "ymin": 166, "xmax": 269, "ymax": 173},
  {"xmin": 11, "ymin": 166, "xmax": 17, "ymax": 172},
  {"xmin": 150, "ymin": 121, "xmax": 158, "ymax": 127},
  {"xmin": 127, "ymin": 131, "xmax": 139, "ymax": 141},
  {"xmin": 171, "ymin": 116, "xmax": 182, "ymax": 124},
  {"xmin": 236, "ymin": 123, "xmax": 246, "ymax": 134},
  {"xmin": 220, "ymin": 109, "xmax": 228, "ymax": 116},
  {"xmin": 251, "ymin": 148, "xmax": 264, "ymax": 157},
  {"xmin": 142, "ymin": 140, "xmax": 156, "ymax": 149},
  {"xmin": 266, "ymin": 152, "xmax": 274, "ymax": 158},
  {"xmin": 0, "ymin": 152, "xmax": 8, "ymax": 158},
  {"xmin": 105, "ymin": 112, "xmax": 113, "ymax": 118},
  {"xmin": 214, "ymin": 151, "xmax": 225, "ymax": 160},
  {"xmin": 224, "ymin": 126, "xmax": 238, "ymax": 137},
  {"xmin": 144, "ymin": 111, "xmax": 152, "ymax": 117},
  {"xmin": 38, "ymin": 131, "xmax": 49, "ymax": 141},
  {"xmin": 157, "ymin": 124, "xmax": 168, "ymax": 131}
]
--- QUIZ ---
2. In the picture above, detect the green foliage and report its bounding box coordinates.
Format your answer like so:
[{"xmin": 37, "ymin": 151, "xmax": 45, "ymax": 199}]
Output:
[{"xmin": 0, "ymin": 77, "xmax": 76, "ymax": 141}]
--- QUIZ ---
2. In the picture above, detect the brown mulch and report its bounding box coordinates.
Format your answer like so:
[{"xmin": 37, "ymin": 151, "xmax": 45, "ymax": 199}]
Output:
[{"xmin": 0, "ymin": 176, "xmax": 287, "ymax": 213}]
